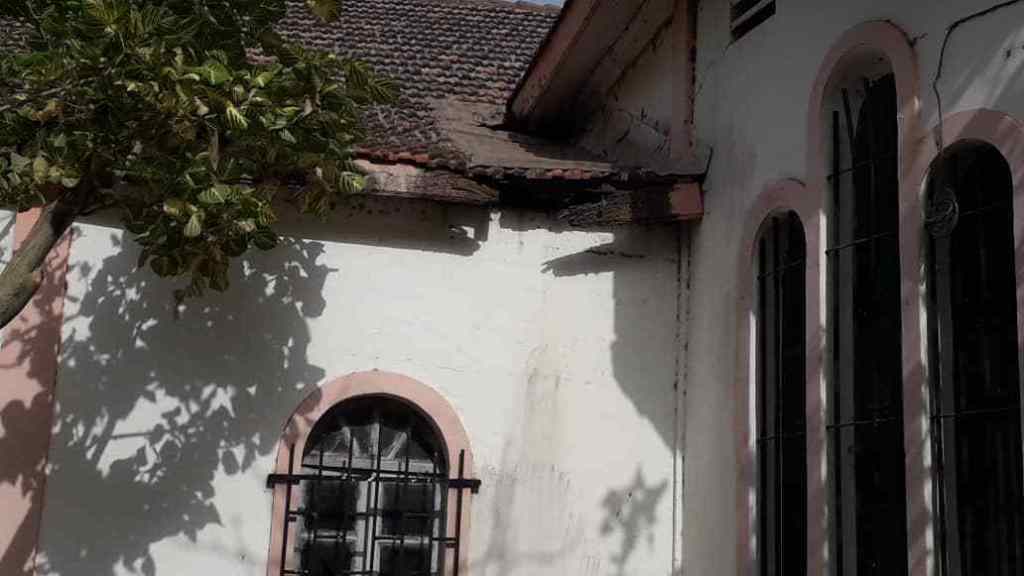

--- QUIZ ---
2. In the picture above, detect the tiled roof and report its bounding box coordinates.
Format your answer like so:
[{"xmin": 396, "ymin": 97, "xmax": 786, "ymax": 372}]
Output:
[
  {"xmin": 274, "ymin": 0, "xmax": 560, "ymax": 161},
  {"xmin": 0, "ymin": 18, "xmax": 32, "ymax": 52},
  {"xmin": 3, "ymin": 5, "xmax": 698, "ymax": 197}
]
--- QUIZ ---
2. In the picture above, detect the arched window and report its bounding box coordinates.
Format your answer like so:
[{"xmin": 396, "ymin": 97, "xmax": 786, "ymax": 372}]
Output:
[
  {"xmin": 755, "ymin": 210, "xmax": 807, "ymax": 576},
  {"xmin": 269, "ymin": 394, "xmax": 477, "ymax": 576},
  {"xmin": 926, "ymin": 142, "xmax": 1024, "ymax": 575},
  {"xmin": 826, "ymin": 64, "xmax": 908, "ymax": 574}
]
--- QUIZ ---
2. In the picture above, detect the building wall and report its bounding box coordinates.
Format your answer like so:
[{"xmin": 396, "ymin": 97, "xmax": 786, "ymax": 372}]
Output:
[
  {"xmin": 581, "ymin": 1, "xmax": 1024, "ymax": 575},
  {"xmin": 32, "ymin": 196, "xmax": 684, "ymax": 576}
]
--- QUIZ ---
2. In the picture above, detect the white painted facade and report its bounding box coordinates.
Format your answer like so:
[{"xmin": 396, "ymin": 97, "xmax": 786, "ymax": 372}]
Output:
[
  {"xmin": 35, "ymin": 198, "xmax": 684, "ymax": 576},
  {"xmin": 19, "ymin": 1, "xmax": 1024, "ymax": 575},
  {"xmin": 577, "ymin": 1, "xmax": 1024, "ymax": 575}
]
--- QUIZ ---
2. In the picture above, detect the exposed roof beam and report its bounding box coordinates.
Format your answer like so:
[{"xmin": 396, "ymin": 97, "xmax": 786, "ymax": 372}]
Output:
[
  {"xmin": 558, "ymin": 182, "xmax": 703, "ymax": 227},
  {"xmin": 575, "ymin": 0, "xmax": 674, "ymax": 119},
  {"xmin": 508, "ymin": 0, "xmax": 652, "ymax": 134}
]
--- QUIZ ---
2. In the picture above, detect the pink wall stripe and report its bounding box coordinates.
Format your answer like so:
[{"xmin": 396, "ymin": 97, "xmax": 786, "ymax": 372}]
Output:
[{"xmin": 0, "ymin": 209, "xmax": 73, "ymax": 576}]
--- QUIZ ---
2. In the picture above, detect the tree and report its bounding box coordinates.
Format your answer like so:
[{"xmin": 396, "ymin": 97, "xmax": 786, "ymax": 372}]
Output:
[{"xmin": 0, "ymin": 0, "xmax": 391, "ymax": 328}]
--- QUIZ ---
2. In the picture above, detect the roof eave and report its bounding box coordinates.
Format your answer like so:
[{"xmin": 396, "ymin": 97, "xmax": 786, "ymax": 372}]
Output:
[{"xmin": 507, "ymin": 0, "xmax": 675, "ymax": 136}]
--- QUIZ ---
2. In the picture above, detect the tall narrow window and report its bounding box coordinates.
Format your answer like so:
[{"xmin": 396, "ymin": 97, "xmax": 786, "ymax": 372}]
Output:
[
  {"xmin": 926, "ymin": 142, "xmax": 1024, "ymax": 575},
  {"xmin": 827, "ymin": 71, "xmax": 909, "ymax": 575},
  {"xmin": 756, "ymin": 211, "xmax": 807, "ymax": 576}
]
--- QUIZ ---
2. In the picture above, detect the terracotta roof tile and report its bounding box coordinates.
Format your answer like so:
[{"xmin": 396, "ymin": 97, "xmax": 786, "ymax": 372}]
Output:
[
  {"xmin": 273, "ymin": 0, "xmax": 560, "ymax": 159},
  {"xmin": 0, "ymin": 18, "xmax": 32, "ymax": 52}
]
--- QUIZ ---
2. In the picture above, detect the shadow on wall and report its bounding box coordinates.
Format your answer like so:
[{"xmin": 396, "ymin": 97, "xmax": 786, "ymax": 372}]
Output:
[
  {"xmin": 540, "ymin": 224, "xmax": 681, "ymax": 573},
  {"xmin": 0, "ymin": 212, "xmax": 67, "ymax": 576},
  {"xmin": 0, "ymin": 193, "xmax": 493, "ymax": 575},
  {"xmin": 541, "ymin": 226, "xmax": 681, "ymax": 448},
  {"xmin": 601, "ymin": 470, "xmax": 669, "ymax": 576},
  {"xmin": 32, "ymin": 231, "xmax": 331, "ymax": 576}
]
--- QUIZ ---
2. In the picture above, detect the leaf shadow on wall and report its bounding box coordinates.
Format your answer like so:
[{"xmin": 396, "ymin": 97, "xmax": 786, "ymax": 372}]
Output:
[
  {"xmin": 0, "ymin": 193, "xmax": 490, "ymax": 576},
  {"xmin": 600, "ymin": 470, "xmax": 669, "ymax": 576},
  {"xmin": 540, "ymin": 224, "xmax": 680, "ymax": 573},
  {"xmin": 27, "ymin": 229, "xmax": 331, "ymax": 576},
  {"xmin": 0, "ymin": 220, "xmax": 71, "ymax": 576}
]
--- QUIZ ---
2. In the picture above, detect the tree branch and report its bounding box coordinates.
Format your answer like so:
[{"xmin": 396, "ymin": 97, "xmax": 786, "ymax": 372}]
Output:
[{"xmin": 0, "ymin": 191, "xmax": 82, "ymax": 329}]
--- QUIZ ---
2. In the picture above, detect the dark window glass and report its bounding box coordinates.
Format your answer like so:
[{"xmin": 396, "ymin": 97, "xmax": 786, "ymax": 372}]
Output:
[
  {"xmin": 927, "ymin": 142, "xmax": 1024, "ymax": 575},
  {"xmin": 297, "ymin": 396, "xmax": 448, "ymax": 576},
  {"xmin": 757, "ymin": 211, "xmax": 808, "ymax": 576},
  {"xmin": 828, "ymin": 73, "xmax": 909, "ymax": 575}
]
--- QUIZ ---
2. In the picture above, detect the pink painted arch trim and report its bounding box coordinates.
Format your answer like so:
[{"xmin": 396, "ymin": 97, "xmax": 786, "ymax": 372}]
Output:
[
  {"xmin": 802, "ymin": 19, "xmax": 925, "ymax": 576},
  {"xmin": 266, "ymin": 370, "xmax": 475, "ymax": 576},
  {"xmin": 733, "ymin": 178, "xmax": 824, "ymax": 576}
]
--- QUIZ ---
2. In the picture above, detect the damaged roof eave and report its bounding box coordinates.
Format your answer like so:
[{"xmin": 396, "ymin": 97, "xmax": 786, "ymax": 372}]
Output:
[{"xmin": 507, "ymin": 0, "xmax": 675, "ymax": 135}]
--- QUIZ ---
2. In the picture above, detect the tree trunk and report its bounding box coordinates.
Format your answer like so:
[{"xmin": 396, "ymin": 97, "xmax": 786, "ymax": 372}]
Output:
[{"xmin": 0, "ymin": 198, "xmax": 78, "ymax": 330}]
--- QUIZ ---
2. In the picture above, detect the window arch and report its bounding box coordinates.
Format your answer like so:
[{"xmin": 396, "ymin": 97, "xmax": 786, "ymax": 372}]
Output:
[
  {"xmin": 267, "ymin": 372, "xmax": 477, "ymax": 576},
  {"xmin": 755, "ymin": 210, "xmax": 807, "ymax": 576},
  {"xmin": 925, "ymin": 141, "xmax": 1024, "ymax": 575},
  {"xmin": 297, "ymin": 396, "xmax": 449, "ymax": 576},
  {"xmin": 825, "ymin": 55, "xmax": 908, "ymax": 575}
]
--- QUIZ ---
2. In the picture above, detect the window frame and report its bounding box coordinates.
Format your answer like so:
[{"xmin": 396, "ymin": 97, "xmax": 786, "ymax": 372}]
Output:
[
  {"xmin": 754, "ymin": 210, "xmax": 808, "ymax": 576},
  {"xmin": 735, "ymin": 179, "xmax": 819, "ymax": 576},
  {"xmin": 825, "ymin": 69, "xmax": 909, "ymax": 576},
  {"xmin": 266, "ymin": 371, "xmax": 477, "ymax": 576},
  {"xmin": 924, "ymin": 141, "xmax": 1024, "ymax": 575}
]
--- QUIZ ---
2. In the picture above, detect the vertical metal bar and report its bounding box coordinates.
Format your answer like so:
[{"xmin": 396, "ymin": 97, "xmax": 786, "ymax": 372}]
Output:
[
  {"xmin": 280, "ymin": 444, "xmax": 295, "ymax": 575},
  {"xmin": 428, "ymin": 457, "xmax": 437, "ymax": 576},
  {"xmin": 935, "ymin": 228, "xmax": 961, "ymax": 574},
  {"xmin": 840, "ymin": 89, "xmax": 856, "ymax": 160},
  {"xmin": 310, "ymin": 448, "xmax": 322, "ymax": 569},
  {"xmin": 757, "ymin": 227, "xmax": 768, "ymax": 576},
  {"xmin": 342, "ymin": 430, "xmax": 353, "ymax": 571},
  {"xmin": 773, "ymin": 217, "xmax": 785, "ymax": 575},
  {"xmin": 369, "ymin": 411, "xmax": 384, "ymax": 572},
  {"xmin": 830, "ymin": 109, "xmax": 844, "ymax": 576},
  {"xmin": 862, "ymin": 79, "xmax": 876, "ymax": 218},
  {"xmin": 399, "ymin": 424, "xmax": 411, "ymax": 575},
  {"xmin": 453, "ymin": 451, "xmax": 466, "ymax": 576},
  {"xmin": 361, "ymin": 424, "xmax": 374, "ymax": 574}
]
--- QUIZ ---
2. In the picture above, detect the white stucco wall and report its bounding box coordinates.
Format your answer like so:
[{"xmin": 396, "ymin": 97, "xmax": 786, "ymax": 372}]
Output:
[
  {"xmin": 35, "ymin": 196, "xmax": 683, "ymax": 576},
  {"xmin": 580, "ymin": 1, "xmax": 1024, "ymax": 575}
]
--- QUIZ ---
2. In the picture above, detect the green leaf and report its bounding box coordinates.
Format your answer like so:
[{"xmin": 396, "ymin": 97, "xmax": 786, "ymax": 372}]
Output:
[
  {"xmin": 9, "ymin": 153, "xmax": 30, "ymax": 172},
  {"xmin": 203, "ymin": 61, "xmax": 232, "ymax": 86},
  {"xmin": 252, "ymin": 228, "xmax": 278, "ymax": 250},
  {"xmin": 197, "ymin": 185, "xmax": 229, "ymax": 204},
  {"xmin": 225, "ymin": 104, "xmax": 249, "ymax": 130},
  {"xmin": 32, "ymin": 156, "xmax": 49, "ymax": 184},
  {"xmin": 279, "ymin": 129, "xmax": 297, "ymax": 144},
  {"xmin": 306, "ymin": 0, "xmax": 340, "ymax": 22},
  {"xmin": 253, "ymin": 70, "xmax": 276, "ymax": 88},
  {"xmin": 183, "ymin": 213, "xmax": 203, "ymax": 238},
  {"xmin": 208, "ymin": 129, "xmax": 220, "ymax": 170},
  {"xmin": 163, "ymin": 198, "xmax": 186, "ymax": 217}
]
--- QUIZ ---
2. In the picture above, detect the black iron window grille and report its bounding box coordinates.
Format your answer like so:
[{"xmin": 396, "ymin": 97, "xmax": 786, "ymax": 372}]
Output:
[
  {"xmin": 267, "ymin": 396, "xmax": 480, "ymax": 576},
  {"xmin": 756, "ymin": 211, "xmax": 807, "ymax": 576},
  {"xmin": 826, "ymin": 72, "xmax": 909, "ymax": 576},
  {"xmin": 926, "ymin": 142, "xmax": 1024, "ymax": 575}
]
